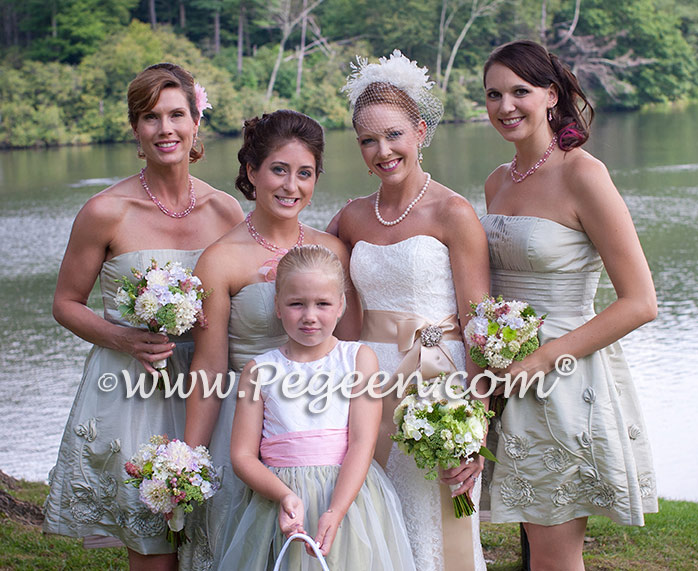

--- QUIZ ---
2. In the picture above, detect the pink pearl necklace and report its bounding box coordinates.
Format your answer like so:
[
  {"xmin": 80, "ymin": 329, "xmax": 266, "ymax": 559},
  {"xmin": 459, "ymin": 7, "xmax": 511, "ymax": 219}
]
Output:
[
  {"xmin": 139, "ymin": 168, "xmax": 196, "ymax": 218},
  {"xmin": 245, "ymin": 211, "xmax": 304, "ymax": 254},
  {"xmin": 510, "ymin": 135, "xmax": 558, "ymax": 183}
]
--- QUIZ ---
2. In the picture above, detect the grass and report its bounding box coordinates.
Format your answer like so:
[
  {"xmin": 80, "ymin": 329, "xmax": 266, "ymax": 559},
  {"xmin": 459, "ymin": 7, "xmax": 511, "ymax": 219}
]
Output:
[
  {"xmin": 0, "ymin": 478, "xmax": 128, "ymax": 570},
  {"xmin": 1, "ymin": 476, "xmax": 696, "ymax": 570},
  {"xmin": 481, "ymin": 499, "xmax": 698, "ymax": 570}
]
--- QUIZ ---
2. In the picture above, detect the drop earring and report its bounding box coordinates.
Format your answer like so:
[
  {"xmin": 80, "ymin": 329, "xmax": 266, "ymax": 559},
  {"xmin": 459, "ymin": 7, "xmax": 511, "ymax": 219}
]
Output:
[
  {"xmin": 368, "ymin": 169, "xmax": 373, "ymax": 176},
  {"xmin": 418, "ymin": 143, "xmax": 423, "ymax": 164},
  {"xmin": 548, "ymin": 107, "xmax": 553, "ymax": 122}
]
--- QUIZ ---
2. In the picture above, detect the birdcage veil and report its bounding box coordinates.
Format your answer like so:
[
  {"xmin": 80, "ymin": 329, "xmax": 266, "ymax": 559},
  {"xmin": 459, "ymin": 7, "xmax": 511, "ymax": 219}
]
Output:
[{"xmin": 341, "ymin": 50, "xmax": 444, "ymax": 147}]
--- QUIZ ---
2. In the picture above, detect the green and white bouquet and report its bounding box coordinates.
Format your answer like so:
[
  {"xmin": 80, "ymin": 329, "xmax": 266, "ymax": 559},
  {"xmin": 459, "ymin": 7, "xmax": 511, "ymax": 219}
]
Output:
[
  {"xmin": 392, "ymin": 374, "xmax": 495, "ymax": 517},
  {"xmin": 464, "ymin": 295, "xmax": 546, "ymax": 369},
  {"xmin": 124, "ymin": 435, "xmax": 219, "ymax": 548}
]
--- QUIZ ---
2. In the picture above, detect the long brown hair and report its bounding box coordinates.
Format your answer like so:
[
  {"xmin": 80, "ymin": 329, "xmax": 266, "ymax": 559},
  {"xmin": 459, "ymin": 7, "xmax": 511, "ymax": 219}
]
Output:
[{"xmin": 484, "ymin": 40, "xmax": 594, "ymax": 150}]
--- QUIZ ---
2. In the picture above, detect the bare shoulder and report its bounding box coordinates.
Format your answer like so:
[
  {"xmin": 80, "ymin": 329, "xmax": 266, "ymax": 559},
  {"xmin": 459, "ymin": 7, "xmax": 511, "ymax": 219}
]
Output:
[
  {"xmin": 75, "ymin": 177, "xmax": 137, "ymax": 228},
  {"xmin": 335, "ymin": 195, "xmax": 375, "ymax": 244},
  {"xmin": 484, "ymin": 163, "xmax": 510, "ymax": 206},
  {"xmin": 559, "ymin": 148, "xmax": 618, "ymax": 206},
  {"xmin": 356, "ymin": 343, "xmax": 378, "ymax": 363},
  {"xmin": 432, "ymin": 182, "xmax": 480, "ymax": 226},
  {"xmin": 194, "ymin": 226, "xmax": 252, "ymax": 291},
  {"xmin": 429, "ymin": 182, "xmax": 486, "ymax": 246},
  {"xmin": 202, "ymin": 222, "xmax": 248, "ymax": 252},
  {"xmin": 339, "ymin": 194, "xmax": 375, "ymax": 222},
  {"xmin": 196, "ymin": 179, "xmax": 244, "ymax": 217},
  {"xmin": 305, "ymin": 226, "xmax": 350, "ymax": 256}
]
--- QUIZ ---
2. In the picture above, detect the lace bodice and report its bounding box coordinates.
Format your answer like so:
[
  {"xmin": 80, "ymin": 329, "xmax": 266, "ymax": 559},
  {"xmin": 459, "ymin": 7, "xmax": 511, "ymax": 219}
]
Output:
[{"xmin": 350, "ymin": 235, "xmax": 457, "ymax": 322}]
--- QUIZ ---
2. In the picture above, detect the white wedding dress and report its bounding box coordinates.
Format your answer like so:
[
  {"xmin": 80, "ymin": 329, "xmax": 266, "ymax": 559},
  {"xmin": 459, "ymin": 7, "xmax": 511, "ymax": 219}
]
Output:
[{"xmin": 351, "ymin": 235, "xmax": 486, "ymax": 571}]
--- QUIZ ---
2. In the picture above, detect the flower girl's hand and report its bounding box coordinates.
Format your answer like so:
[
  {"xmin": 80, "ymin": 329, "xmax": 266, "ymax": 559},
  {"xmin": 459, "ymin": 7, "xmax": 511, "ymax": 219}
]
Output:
[
  {"xmin": 313, "ymin": 508, "xmax": 342, "ymax": 556},
  {"xmin": 279, "ymin": 493, "xmax": 305, "ymax": 537}
]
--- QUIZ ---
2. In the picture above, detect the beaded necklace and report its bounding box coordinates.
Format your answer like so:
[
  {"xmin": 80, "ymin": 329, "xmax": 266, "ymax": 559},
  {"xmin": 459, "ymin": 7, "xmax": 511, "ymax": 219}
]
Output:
[
  {"xmin": 510, "ymin": 135, "xmax": 557, "ymax": 184},
  {"xmin": 245, "ymin": 211, "xmax": 304, "ymax": 281},
  {"xmin": 139, "ymin": 167, "xmax": 196, "ymax": 218}
]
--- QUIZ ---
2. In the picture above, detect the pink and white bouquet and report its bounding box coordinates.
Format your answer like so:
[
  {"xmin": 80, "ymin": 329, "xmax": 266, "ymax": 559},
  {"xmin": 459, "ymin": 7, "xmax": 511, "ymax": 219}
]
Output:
[
  {"xmin": 464, "ymin": 295, "xmax": 546, "ymax": 369},
  {"xmin": 115, "ymin": 259, "xmax": 208, "ymax": 371},
  {"xmin": 124, "ymin": 435, "xmax": 219, "ymax": 548},
  {"xmin": 392, "ymin": 374, "xmax": 495, "ymax": 517}
]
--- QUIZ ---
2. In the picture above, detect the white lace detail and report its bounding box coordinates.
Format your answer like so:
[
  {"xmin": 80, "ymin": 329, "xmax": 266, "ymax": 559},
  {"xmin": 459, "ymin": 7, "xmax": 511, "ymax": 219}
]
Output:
[
  {"xmin": 351, "ymin": 235, "xmax": 485, "ymax": 571},
  {"xmin": 351, "ymin": 236, "xmax": 457, "ymax": 319}
]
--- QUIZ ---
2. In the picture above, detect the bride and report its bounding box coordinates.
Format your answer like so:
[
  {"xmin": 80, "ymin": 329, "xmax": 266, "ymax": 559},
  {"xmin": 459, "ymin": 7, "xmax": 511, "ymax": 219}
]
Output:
[{"xmin": 328, "ymin": 50, "xmax": 490, "ymax": 571}]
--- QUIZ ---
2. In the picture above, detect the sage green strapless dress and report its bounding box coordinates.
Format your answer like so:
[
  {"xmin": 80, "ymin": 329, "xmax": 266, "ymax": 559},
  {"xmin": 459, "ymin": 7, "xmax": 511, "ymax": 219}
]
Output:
[
  {"xmin": 42, "ymin": 249, "xmax": 203, "ymax": 554},
  {"xmin": 179, "ymin": 281, "xmax": 287, "ymax": 569},
  {"xmin": 481, "ymin": 215, "xmax": 658, "ymax": 526}
]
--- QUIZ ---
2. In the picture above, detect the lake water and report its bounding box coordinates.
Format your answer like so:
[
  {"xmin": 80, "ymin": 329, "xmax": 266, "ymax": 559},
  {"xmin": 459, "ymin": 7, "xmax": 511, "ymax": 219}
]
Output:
[{"xmin": 1, "ymin": 107, "xmax": 696, "ymax": 502}]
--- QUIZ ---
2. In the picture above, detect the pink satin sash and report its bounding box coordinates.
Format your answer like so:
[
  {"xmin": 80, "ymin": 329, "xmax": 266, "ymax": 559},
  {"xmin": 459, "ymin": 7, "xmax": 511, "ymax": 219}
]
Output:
[{"xmin": 260, "ymin": 428, "xmax": 348, "ymax": 467}]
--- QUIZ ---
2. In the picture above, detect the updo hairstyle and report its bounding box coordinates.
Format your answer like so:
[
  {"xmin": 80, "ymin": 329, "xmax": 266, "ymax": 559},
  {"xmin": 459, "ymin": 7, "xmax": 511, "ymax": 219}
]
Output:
[
  {"xmin": 275, "ymin": 245, "xmax": 345, "ymax": 299},
  {"xmin": 127, "ymin": 63, "xmax": 204, "ymax": 163},
  {"xmin": 483, "ymin": 40, "xmax": 594, "ymax": 150},
  {"xmin": 236, "ymin": 109, "xmax": 325, "ymax": 201}
]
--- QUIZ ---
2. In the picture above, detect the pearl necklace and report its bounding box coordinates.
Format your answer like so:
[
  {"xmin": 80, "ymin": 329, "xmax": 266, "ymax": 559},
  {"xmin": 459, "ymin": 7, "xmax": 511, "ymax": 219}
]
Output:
[
  {"xmin": 510, "ymin": 135, "xmax": 558, "ymax": 183},
  {"xmin": 139, "ymin": 168, "xmax": 196, "ymax": 218},
  {"xmin": 374, "ymin": 173, "xmax": 431, "ymax": 227},
  {"xmin": 245, "ymin": 211, "xmax": 304, "ymax": 254}
]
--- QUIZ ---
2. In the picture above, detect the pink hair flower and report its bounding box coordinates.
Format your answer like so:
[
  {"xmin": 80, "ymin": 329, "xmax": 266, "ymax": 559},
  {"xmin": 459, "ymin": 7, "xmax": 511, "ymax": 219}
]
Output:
[{"xmin": 194, "ymin": 83, "xmax": 212, "ymax": 119}]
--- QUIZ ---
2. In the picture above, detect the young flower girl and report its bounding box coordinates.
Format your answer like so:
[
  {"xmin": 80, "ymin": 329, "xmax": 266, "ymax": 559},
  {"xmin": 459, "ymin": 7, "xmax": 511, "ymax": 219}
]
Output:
[{"xmin": 223, "ymin": 245, "xmax": 415, "ymax": 570}]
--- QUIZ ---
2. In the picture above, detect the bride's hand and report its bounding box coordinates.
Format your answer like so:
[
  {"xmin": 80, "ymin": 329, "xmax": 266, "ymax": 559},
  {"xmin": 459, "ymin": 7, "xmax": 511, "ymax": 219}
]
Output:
[
  {"xmin": 114, "ymin": 325, "xmax": 174, "ymax": 373},
  {"xmin": 439, "ymin": 455, "xmax": 484, "ymax": 496}
]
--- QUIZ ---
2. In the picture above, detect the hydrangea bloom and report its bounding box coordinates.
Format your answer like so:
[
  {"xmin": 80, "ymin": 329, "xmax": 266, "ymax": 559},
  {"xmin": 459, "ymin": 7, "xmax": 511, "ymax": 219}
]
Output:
[
  {"xmin": 115, "ymin": 259, "xmax": 209, "ymax": 338},
  {"xmin": 392, "ymin": 374, "xmax": 495, "ymax": 518},
  {"xmin": 125, "ymin": 435, "xmax": 219, "ymax": 548},
  {"xmin": 464, "ymin": 295, "xmax": 546, "ymax": 369},
  {"xmin": 115, "ymin": 259, "xmax": 209, "ymax": 379}
]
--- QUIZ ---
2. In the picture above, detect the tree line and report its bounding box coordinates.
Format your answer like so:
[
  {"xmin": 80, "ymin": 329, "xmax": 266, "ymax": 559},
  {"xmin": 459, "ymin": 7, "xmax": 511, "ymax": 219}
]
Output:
[{"xmin": 1, "ymin": 0, "xmax": 696, "ymax": 148}]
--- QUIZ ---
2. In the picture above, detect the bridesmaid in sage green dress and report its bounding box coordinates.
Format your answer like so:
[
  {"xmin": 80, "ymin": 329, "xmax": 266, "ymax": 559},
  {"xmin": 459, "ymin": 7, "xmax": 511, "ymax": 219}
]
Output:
[
  {"xmin": 482, "ymin": 40, "xmax": 658, "ymax": 570},
  {"xmin": 42, "ymin": 63, "xmax": 244, "ymax": 571},
  {"xmin": 181, "ymin": 109, "xmax": 360, "ymax": 569}
]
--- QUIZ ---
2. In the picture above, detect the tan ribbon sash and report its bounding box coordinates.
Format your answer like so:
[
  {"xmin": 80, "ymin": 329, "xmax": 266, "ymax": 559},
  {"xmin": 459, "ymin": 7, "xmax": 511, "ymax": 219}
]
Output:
[
  {"xmin": 361, "ymin": 309, "xmax": 476, "ymax": 571},
  {"xmin": 361, "ymin": 310, "xmax": 462, "ymax": 382}
]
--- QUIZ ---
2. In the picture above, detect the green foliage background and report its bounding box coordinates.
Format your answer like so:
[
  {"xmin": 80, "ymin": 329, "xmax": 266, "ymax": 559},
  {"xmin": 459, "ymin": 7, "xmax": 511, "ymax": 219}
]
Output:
[{"xmin": 0, "ymin": 0, "xmax": 696, "ymax": 148}]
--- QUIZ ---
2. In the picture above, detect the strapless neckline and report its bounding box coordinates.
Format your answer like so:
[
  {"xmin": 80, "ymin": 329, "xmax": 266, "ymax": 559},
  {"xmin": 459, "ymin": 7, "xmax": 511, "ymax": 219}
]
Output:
[
  {"xmin": 481, "ymin": 213, "xmax": 584, "ymax": 235},
  {"xmin": 104, "ymin": 248, "xmax": 204, "ymax": 265},
  {"xmin": 355, "ymin": 234, "xmax": 446, "ymax": 250}
]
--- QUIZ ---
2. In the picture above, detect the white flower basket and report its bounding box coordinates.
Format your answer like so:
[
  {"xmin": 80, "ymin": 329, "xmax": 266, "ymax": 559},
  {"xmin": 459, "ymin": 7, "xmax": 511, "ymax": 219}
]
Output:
[{"xmin": 273, "ymin": 533, "xmax": 330, "ymax": 571}]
